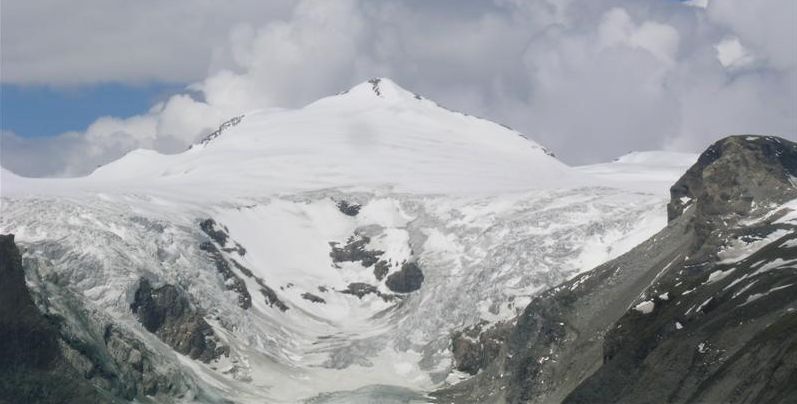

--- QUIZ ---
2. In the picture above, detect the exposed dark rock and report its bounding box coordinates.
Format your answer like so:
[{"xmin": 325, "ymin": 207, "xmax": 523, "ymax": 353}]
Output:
[
  {"xmin": 564, "ymin": 224, "xmax": 797, "ymax": 404},
  {"xmin": 257, "ymin": 282, "xmax": 289, "ymax": 312},
  {"xmin": 222, "ymin": 244, "xmax": 247, "ymax": 256},
  {"xmin": 368, "ymin": 78, "xmax": 383, "ymax": 96},
  {"xmin": 385, "ymin": 262, "xmax": 424, "ymax": 293},
  {"xmin": 339, "ymin": 282, "xmax": 398, "ymax": 303},
  {"xmin": 373, "ymin": 260, "xmax": 390, "ymax": 281},
  {"xmin": 199, "ymin": 241, "xmax": 252, "ymax": 309},
  {"xmin": 227, "ymin": 257, "xmax": 288, "ymax": 312},
  {"xmin": 336, "ymin": 200, "xmax": 362, "ymax": 216},
  {"xmin": 3, "ymin": 236, "xmax": 198, "ymax": 402},
  {"xmin": 200, "ymin": 219, "xmax": 228, "ymax": 246},
  {"xmin": 668, "ymin": 135, "xmax": 797, "ymax": 223},
  {"xmin": 130, "ymin": 278, "xmax": 228, "ymax": 363},
  {"xmin": 329, "ymin": 233, "xmax": 384, "ymax": 268},
  {"xmin": 318, "ymin": 286, "xmax": 328, "ymax": 293},
  {"xmin": 451, "ymin": 321, "xmax": 512, "ymax": 375},
  {"xmin": 193, "ymin": 114, "xmax": 245, "ymax": 148},
  {"xmin": 200, "ymin": 218, "xmax": 246, "ymax": 255},
  {"xmin": 436, "ymin": 135, "xmax": 797, "ymax": 404},
  {"xmin": 0, "ymin": 234, "xmax": 110, "ymax": 403},
  {"xmin": 328, "ymin": 230, "xmax": 421, "ymax": 287},
  {"xmin": 340, "ymin": 282, "xmax": 379, "ymax": 299},
  {"xmin": 98, "ymin": 324, "xmax": 187, "ymax": 399},
  {"xmin": 301, "ymin": 292, "xmax": 326, "ymax": 304},
  {"xmin": 230, "ymin": 258, "xmax": 254, "ymax": 277},
  {"xmin": 0, "ymin": 235, "xmax": 60, "ymax": 370}
]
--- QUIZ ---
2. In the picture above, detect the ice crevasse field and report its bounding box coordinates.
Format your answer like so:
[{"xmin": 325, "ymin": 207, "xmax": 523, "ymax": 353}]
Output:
[{"xmin": 0, "ymin": 79, "xmax": 698, "ymax": 402}]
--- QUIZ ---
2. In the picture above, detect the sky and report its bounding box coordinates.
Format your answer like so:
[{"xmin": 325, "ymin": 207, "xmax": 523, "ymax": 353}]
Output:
[{"xmin": 1, "ymin": 0, "xmax": 795, "ymax": 177}]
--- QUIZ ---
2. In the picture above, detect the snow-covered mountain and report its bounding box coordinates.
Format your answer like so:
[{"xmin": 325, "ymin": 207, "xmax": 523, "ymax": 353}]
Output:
[
  {"xmin": 5, "ymin": 78, "xmax": 573, "ymax": 201},
  {"xmin": 1, "ymin": 79, "xmax": 695, "ymax": 403}
]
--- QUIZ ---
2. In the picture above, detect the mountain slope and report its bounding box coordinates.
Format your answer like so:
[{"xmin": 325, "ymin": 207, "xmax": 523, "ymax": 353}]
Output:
[
  {"xmin": 5, "ymin": 78, "xmax": 572, "ymax": 200},
  {"xmin": 576, "ymin": 151, "xmax": 698, "ymax": 196},
  {"xmin": 0, "ymin": 234, "xmax": 110, "ymax": 403},
  {"xmin": 0, "ymin": 79, "xmax": 692, "ymax": 403},
  {"xmin": 436, "ymin": 135, "xmax": 797, "ymax": 403}
]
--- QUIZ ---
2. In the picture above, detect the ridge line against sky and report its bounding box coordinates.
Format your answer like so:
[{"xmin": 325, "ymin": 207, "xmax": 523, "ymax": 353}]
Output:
[{"xmin": 1, "ymin": 0, "xmax": 795, "ymax": 177}]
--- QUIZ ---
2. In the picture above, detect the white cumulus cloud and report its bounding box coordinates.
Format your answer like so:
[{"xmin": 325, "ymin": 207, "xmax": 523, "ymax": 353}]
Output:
[{"xmin": 1, "ymin": 0, "xmax": 795, "ymax": 176}]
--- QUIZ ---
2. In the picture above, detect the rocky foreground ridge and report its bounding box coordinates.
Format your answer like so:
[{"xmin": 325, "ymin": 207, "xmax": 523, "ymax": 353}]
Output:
[
  {"xmin": 438, "ymin": 135, "xmax": 797, "ymax": 403},
  {"xmin": 0, "ymin": 234, "xmax": 213, "ymax": 403}
]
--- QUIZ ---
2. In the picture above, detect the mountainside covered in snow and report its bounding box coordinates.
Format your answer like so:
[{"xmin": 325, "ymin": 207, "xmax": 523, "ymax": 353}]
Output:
[
  {"xmin": 437, "ymin": 135, "xmax": 797, "ymax": 403},
  {"xmin": 1, "ymin": 79, "xmax": 709, "ymax": 403},
  {"xmin": 576, "ymin": 151, "xmax": 699, "ymax": 196},
  {"xmin": 4, "ymin": 78, "xmax": 572, "ymax": 201}
]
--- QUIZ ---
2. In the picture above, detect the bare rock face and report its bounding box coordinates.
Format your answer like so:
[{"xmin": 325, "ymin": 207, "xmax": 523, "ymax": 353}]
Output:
[
  {"xmin": 0, "ymin": 235, "xmax": 198, "ymax": 403},
  {"xmin": 200, "ymin": 218, "xmax": 229, "ymax": 246},
  {"xmin": 258, "ymin": 281, "xmax": 290, "ymax": 311},
  {"xmin": 301, "ymin": 292, "xmax": 326, "ymax": 304},
  {"xmin": 451, "ymin": 321, "xmax": 512, "ymax": 375},
  {"xmin": 199, "ymin": 241, "xmax": 252, "ymax": 309},
  {"xmin": 130, "ymin": 278, "xmax": 227, "ymax": 363},
  {"xmin": 668, "ymin": 135, "xmax": 797, "ymax": 223},
  {"xmin": 0, "ymin": 234, "xmax": 109, "ymax": 403},
  {"xmin": 437, "ymin": 135, "xmax": 797, "ymax": 404},
  {"xmin": 385, "ymin": 262, "xmax": 424, "ymax": 293},
  {"xmin": 339, "ymin": 282, "xmax": 397, "ymax": 302},
  {"xmin": 328, "ymin": 227, "xmax": 424, "ymax": 292},
  {"xmin": 336, "ymin": 200, "xmax": 362, "ymax": 216},
  {"xmin": 340, "ymin": 282, "xmax": 380, "ymax": 299},
  {"xmin": 0, "ymin": 235, "xmax": 60, "ymax": 370},
  {"xmin": 373, "ymin": 260, "xmax": 390, "ymax": 281},
  {"xmin": 199, "ymin": 219, "xmax": 251, "ymax": 309},
  {"xmin": 329, "ymin": 233, "xmax": 385, "ymax": 268}
]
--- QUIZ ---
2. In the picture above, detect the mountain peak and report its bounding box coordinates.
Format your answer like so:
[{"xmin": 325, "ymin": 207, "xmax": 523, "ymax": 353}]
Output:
[
  {"xmin": 667, "ymin": 135, "xmax": 797, "ymax": 222},
  {"xmin": 341, "ymin": 77, "xmax": 423, "ymax": 102},
  {"xmin": 9, "ymin": 77, "xmax": 571, "ymax": 198}
]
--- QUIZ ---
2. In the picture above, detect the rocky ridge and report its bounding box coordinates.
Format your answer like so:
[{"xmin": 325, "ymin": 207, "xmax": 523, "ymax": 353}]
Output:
[
  {"xmin": 438, "ymin": 135, "xmax": 797, "ymax": 403},
  {"xmin": 0, "ymin": 235, "xmax": 205, "ymax": 403}
]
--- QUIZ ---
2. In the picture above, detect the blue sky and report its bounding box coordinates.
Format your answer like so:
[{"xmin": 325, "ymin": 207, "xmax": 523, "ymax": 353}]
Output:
[{"xmin": 1, "ymin": 83, "xmax": 184, "ymax": 138}]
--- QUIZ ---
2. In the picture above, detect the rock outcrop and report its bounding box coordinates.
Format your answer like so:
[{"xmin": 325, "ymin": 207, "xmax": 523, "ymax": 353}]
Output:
[
  {"xmin": 451, "ymin": 321, "xmax": 512, "ymax": 375},
  {"xmin": 385, "ymin": 262, "xmax": 424, "ymax": 293},
  {"xmin": 329, "ymin": 230, "xmax": 425, "ymax": 293},
  {"xmin": 199, "ymin": 241, "xmax": 252, "ymax": 309},
  {"xmin": 668, "ymin": 135, "xmax": 797, "ymax": 222},
  {"xmin": 336, "ymin": 200, "xmax": 362, "ymax": 216},
  {"xmin": 0, "ymin": 234, "xmax": 108, "ymax": 403},
  {"xmin": 329, "ymin": 233, "xmax": 385, "ymax": 268},
  {"xmin": 0, "ymin": 235, "xmax": 201, "ymax": 403},
  {"xmin": 340, "ymin": 282, "xmax": 380, "ymax": 299},
  {"xmin": 339, "ymin": 282, "xmax": 397, "ymax": 302},
  {"xmin": 199, "ymin": 219, "xmax": 252, "ymax": 309},
  {"xmin": 131, "ymin": 278, "xmax": 228, "ymax": 363},
  {"xmin": 301, "ymin": 292, "xmax": 327, "ymax": 304},
  {"xmin": 437, "ymin": 135, "xmax": 797, "ymax": 403}
]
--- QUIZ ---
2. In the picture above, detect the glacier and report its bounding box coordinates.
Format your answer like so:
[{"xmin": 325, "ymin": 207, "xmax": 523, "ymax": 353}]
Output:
[{"xmin": 0, "ymin": 78, "xmax": 696, "ymax": 403}]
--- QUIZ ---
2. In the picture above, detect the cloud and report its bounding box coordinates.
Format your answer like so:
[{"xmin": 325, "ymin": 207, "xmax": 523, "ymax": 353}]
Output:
[
  {"xmin": 598, "ymin": 8, "xmax": 680, "ymax": 65},
  {"xmin": 1, "ymin": 129, "xmax": 138, "ymax": 177},
  {"xmin": 0, "ymin": 0, "xmax": 293, "ymax": 85},
  {"xmin": 706, "ymin": 0, "xmax": 797, "ymax": 70},
  {"xmin": 715, "ymin": 37, "xmax": 756, "ymax": 68},
  {"xmin": 1, "ymin": 94, "xmax": 229, "ymax": 177},
  {"xmin": 1, "ymin": 0, "xmax": 795, "ymax": 176}
]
